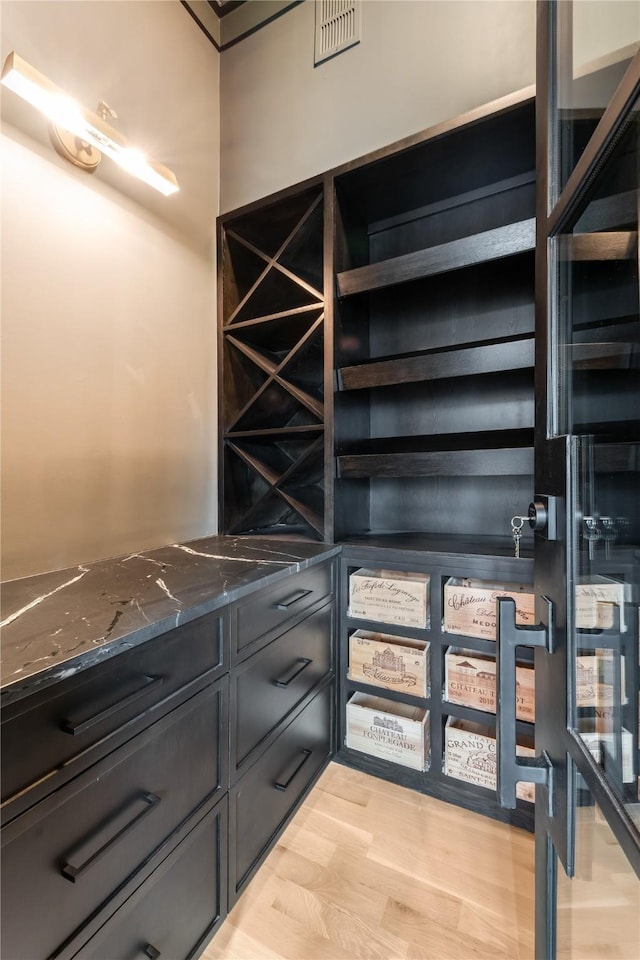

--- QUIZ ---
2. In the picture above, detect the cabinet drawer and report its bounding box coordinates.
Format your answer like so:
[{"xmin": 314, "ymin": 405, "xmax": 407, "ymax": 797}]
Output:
[
  {"xmin": 1, "ymin": 610, "xmax": 227, "ymax": 807},
  {"xmin": 232, "ymin": 600, "xmax": 333, "ymax": 777},
  {"xmin": 234, "ymin": 561, "xmax": 333, "ymax": 660},
  {"xmin": 1, "ymin": 679, "xmax": 227, "ymax": 960},
  {"xmin": 72, "ymin": 798, "xmax": 227, "ymax": 960},
  {"xmin": 230, "ymin": 682, "xmax": 332, "ymax": 901}
]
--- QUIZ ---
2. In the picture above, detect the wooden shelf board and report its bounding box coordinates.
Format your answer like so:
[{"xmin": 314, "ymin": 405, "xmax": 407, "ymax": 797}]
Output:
[
  {"xmin": 277, "ymin": 488, "xmax": 324, "ymax": 537},
  {"xmin": 339, "ymin": 336, "xmax": 534, "ymax": 390},
  {"xmin": 336, "ymin": 218, "xmax": 535, "ymax": 297},
  {"xmin": 339, "ymin": 428, "xmax": 534, "ymax": 457},
  {"xmin": 339, "ymin": 532, "xmax": 535, "ymax": 561},
  {"xmin": 226, "ymin": 335, "xmax": 278, "ymax": 377},
  {"xmin": 223, "ymin": 303, "xmax": 323, "ymax": 332},
  {"xmin": 274, "ymin": 375, "xmax": 324, "ymax": 420},
  {"xmin": 225, "ymin": 425, "xmax": 324, "ymax": 439},
  {"xmin": 571, "ymin": 342, "xmax": 639, "ymax": 370},
  {"xmin": 345, "ymin": 677, "xmax": 431, "ymax": 709},
  {"xmin": 560, "ymin": 231, "xmax": 637, "ymax": 262},
  {"xmin": 275, "ymin": 435, "xmax": 325, "ymax": 488},
  {"xmin": 338, "ymin": 446, "xmax": 534, "ymax": 478}
]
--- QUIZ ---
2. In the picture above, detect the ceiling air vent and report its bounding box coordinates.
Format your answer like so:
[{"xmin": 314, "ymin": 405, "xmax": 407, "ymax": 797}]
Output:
[{"xmin": 315, "ymin": 0, "xmax": 362, "ymax": 66}]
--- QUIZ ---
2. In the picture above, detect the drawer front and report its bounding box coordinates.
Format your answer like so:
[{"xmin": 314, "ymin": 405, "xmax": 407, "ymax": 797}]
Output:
[
  {"xmin": 234, "ymin": 561, "xmax": 333, "ymax": 660},
  {"xmin": 232, "ymin": 600, "xmax": 333, "ymax": 777},
  {"xmin": 1, "ymin": 679, "xmax": 227, "ymax": 960},
  {"xmin": 1, "ymin": 610, "xmax": 227, "ymax": 807},
  {"xmin": 230, "ymin": 682, "xmax": 332, "ymax": 901},
  {"xmin": 72, "ymin": 798, "xmax": 227, "ymax": 960}
]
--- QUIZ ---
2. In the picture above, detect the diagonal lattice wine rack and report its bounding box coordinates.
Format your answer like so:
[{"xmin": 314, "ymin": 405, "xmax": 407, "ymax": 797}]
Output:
[{"xmin": 221, "ymin": 186, "xmax": 325, "ymax": 539}]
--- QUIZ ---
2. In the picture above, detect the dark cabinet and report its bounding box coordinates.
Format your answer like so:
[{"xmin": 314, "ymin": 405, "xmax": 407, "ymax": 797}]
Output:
[
  {"xmin": 1, "ymin": 608, "xmax": 227, "ymax": 813},
  {"xmin": 0, "ymin": 558, "xmax": 336, "ymax": 959},
  {"xmin": 233, "ymin": 560, "xmax": 333, "ymax": 660},
  {"xmin": 230, "ymin": 681, "xmax": 333, "ymax": 903},
  {"xmin": 232, "ymin": 599, "xmax": 334, "ymax": 777},
  {"xmin": 72, "ymin": 799, "xmax": 228, "ymax": 960},
  {"xmin": 1, "ymin": 679, "xmax": 228, "ymax": 960}
]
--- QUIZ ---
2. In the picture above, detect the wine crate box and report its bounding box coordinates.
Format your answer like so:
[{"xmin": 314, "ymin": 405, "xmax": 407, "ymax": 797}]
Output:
[
  {"xmin": 445, "ymin": 647, "xmax": 535, "ymax": 721},
  {"xmin": 576, "ymin": 653, "xmax": 626, "ymax": 708},
  {"xmin": 444, "ymin": 718, "xmax": 535, "ymax": 803},
  {"xmin": 575, "ymin": 577, "xmax": 627, "ymax": 631},
  {"xmin": 348, "ymin": 631, "xmax": 430, "ymax": 697},
  {"xmin": 346, "ymin": 693, "xmax": 429, "ymax": 771},
  {"xmin": 349, "ymin": 569, "xmax": 430, "ymax": 628},
  {"xmin": 443, "ymin": 578, "xmax": 535, "ymax": 641}
]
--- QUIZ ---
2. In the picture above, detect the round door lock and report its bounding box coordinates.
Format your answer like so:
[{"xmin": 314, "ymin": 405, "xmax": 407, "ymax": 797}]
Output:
[{"xmin": 528, "ymin": 500, "xmax": 548, "ymax": 531}]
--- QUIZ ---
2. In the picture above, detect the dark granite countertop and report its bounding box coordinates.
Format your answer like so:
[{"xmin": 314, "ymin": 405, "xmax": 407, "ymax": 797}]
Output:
[{"xmin": 0, "ymin": 535, "xmax": 339, "ymax": 705}]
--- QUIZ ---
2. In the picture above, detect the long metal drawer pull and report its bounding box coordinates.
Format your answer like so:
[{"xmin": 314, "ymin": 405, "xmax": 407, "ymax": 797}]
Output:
[
  {"xmin": 496, "ymin": 597, "xmax": 553, "ymax": 812},
  {"xmin": 61, "ymin": 792, "xmax": 161, "ymax": 882},
  {"xmin": 274, "ymin": 589, "xmax": 313, "ymax": 611},
  {"xmin": 274, "ymin": 658, "xmax": 312, "ymax": 688},
  {"xmin": 143, "ymin": 945, "xmax": 161, "ymax": 960},
  {"xmin": 60, "ymin": 675, "xmax": 164, "ymax": 736},
  {"xmin": 274, "ymin": 749, "xmax": 312, "ymax": 791}
]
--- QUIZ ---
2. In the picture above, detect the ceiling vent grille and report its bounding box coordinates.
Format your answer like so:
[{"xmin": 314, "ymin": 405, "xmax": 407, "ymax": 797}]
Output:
[{"xmin": 315, "ymin": 0, "xmax": 362, "ymax": 65}]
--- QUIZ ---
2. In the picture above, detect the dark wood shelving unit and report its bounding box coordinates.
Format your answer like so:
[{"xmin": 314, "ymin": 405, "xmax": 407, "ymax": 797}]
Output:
[
  {"xmin": 330, "ymin": 94, "xmax": 537, "ymax": 829},
  {"xmin": 219, "ymin": 90, "xmax": 540, "ymax": 830},
  {"xmin": 219, "ymin": 183, "xmax": 327, "ymax": 540}
]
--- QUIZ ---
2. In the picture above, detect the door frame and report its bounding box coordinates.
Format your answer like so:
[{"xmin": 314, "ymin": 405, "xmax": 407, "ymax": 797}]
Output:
[{"xmin": 535, "ymin": 3, "xmax": 640, "ymax": 956}]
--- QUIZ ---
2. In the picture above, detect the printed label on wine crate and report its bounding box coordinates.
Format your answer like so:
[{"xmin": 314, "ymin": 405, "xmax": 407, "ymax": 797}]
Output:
[
  {"xmin": 444, "ymin": 718, "xmax": 535, "ymax": 803},
  {"xmin": 348, "ymin": 631, "xmax": 430, "ymax": 697},
  {"xmin": 346, "ymin": 692, "xmax": 429, "ymax": 771},
  {"xmin": 576, "ymin": 653, "xmax": 626, "ymax": 708},
  {"xmin": 579, "ymin": 724, "xmax": 634, "ymax": 783},
  {"xmin": 445, "ymin": 647, "xmax": 535, "ymax": 721},
  {"xmin": 575, "ymin": 577, "xmax": 627, "ymax": 632},
  {"xmin": 443, "ymin": 578, "xmax": 535, "ymax": 641},
  {"xmin": 349, "ymin": 569, "xmax": 430, "ymax": 628}
]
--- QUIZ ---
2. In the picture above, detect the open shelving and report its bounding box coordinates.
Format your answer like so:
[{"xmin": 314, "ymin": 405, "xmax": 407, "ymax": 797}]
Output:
[{"xmin": 332, "ymin": 96, "xmax": 537, "ymax": 547}]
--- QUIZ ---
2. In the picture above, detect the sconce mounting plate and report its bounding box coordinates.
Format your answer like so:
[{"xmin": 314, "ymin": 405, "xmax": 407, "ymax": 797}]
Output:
[{"xmin": 50, "ymin": 123, "xmax": 101, "ymax": 172}]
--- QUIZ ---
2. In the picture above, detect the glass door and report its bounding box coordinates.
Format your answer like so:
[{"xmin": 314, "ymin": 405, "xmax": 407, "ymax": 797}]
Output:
[{"xmin": 497, "ymin": 3, "xmax": 639, "ymax": 958}]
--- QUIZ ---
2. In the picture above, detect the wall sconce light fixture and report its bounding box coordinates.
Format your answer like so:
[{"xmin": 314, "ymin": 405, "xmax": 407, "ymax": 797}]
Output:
[{"xmin": 1, "ymin": 52, "xmax": 179, "ymax": 196}]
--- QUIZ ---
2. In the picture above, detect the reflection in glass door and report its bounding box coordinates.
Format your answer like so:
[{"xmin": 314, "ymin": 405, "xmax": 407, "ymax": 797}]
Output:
[
  {"xmin": 557, "ymin": 776, "xmax": 640, "ymax": 960},
  {"xmin": 530, "ymin": 3, "xmax": 640, "ymax": 957},
  {"xmin": 553, "ymin": 90, "xmax": 640, "ymax": 821}
]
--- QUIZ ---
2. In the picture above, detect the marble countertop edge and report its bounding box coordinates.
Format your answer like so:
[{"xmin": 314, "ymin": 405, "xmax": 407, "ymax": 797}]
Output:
[{"xmin": 1, "ymin": 536, "xmax": 340, "ymax": 706}]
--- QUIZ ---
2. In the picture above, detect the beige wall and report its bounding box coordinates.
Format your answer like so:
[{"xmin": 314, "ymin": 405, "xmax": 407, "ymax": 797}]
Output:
[
  {"xmin": 220, "ymin": 0, "xmax": 536, "ymax": 212},
  {"xmin": 1, "ymin": 1, "xmax": 220, "ymax": 580}
]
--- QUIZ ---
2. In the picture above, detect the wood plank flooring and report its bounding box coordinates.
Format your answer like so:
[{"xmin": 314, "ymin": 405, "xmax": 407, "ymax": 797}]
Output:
[{"xmin": 202, "ymin": 762, "xmax": 534, "ymax": 960}]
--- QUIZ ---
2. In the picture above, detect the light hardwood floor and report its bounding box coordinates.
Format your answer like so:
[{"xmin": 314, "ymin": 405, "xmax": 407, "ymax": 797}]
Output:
[{"xmin": 202, "ymin": 762, "xmax": 535, "ymax": 960}]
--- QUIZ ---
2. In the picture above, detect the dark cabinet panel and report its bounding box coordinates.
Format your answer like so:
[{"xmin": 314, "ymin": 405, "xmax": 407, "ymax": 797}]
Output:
[
  {"xmin": 232, "ymin": 600, "xmax": 334, "ymax": 776},
  {"xmin": 234, "ymin": 561, "xmax": 333, "ymax": 659},
  {"xmin": 1, "ymin": 679, "xmax": 228, "ymax": 960},
  {"xmin": 230, "ymin": 682, "xmax": 332, "ymax": 902},
  {"xmin": 1, "ymin": 610, "xmax": 227, "ymax": 809},
  {"xmin": 72, "ymin": 798, "xmax": 228, "ymax": 960}
]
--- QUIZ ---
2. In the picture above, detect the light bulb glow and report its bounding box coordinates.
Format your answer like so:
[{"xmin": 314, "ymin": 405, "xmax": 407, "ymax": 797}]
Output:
[{"xmin": 1, "ymin": 52, "xmax": 179, "ymax": 197}]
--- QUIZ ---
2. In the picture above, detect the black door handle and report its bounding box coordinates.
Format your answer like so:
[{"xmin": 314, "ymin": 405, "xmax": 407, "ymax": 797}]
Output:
[
  {"xmin": 61, "ymin": 792, "xmax": 161, "ymax": 882},
  {"xmin": 60, "ymin": 675, "xmax": 164, "ymax": 736},
  {"xmin": 274, "ymin": 589, "xmax": 313, "ymax": 611},
  {"xmin": 274, "ymin": 749, "xmax": 312, "ymax": 791},
  {"xmin": 274, "ymin": 658, "xmax": 312, "ymax": 687},
  {"xmin": 496, "ymin": 597, "xmax": 552, "ymax": 810},
  {"xmin": 143, "ymin": 946, "xmax": 161, "ymax": 960}
]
